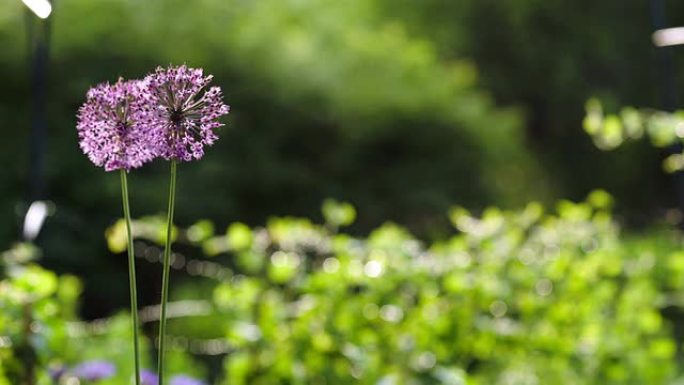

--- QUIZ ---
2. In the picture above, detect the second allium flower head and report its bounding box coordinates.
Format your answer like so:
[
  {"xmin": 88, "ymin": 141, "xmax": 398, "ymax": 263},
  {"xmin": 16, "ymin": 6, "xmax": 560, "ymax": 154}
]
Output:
[
  {"xmin": 77, "ymin": 79, "xmax": 155, "ymax": 171},
  {"xmin": 77, "ymin": 65, "xmax": 230, "ymax": 170}
]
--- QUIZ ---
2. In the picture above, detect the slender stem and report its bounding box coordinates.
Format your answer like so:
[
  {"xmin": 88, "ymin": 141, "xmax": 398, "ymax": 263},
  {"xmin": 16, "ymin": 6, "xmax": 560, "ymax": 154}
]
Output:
[
  {"xmin": 120, "ymin": 170, "xmax": 141, "ymax": 385},
  {"xmin": 158, "ymin": 160, "xmax": 177, "ymax": 385}
]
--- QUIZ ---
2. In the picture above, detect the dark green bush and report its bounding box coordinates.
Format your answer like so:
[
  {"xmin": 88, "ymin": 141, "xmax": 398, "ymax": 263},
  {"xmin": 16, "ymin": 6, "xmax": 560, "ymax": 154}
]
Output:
[{"xmin": 0, "ymin": 0, "xmax": 541, "ymax": 243}]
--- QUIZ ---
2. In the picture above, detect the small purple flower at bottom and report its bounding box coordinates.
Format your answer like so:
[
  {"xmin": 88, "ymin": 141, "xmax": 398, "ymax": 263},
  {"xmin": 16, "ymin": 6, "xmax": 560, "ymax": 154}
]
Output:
[
  {"xmin": 48, "ymin": 365, "xmax": 66, "ymax": 381},
  {"xmin": 72, "ymin": 360, "xmax": 116, "ymax": 381},
  {"xmin": 170, "ymin": 374, "xmax": 206, "ymax": 385},
  {"xmin": 141, "ymin": 369, "xmax": 159, "ymax": 385}
]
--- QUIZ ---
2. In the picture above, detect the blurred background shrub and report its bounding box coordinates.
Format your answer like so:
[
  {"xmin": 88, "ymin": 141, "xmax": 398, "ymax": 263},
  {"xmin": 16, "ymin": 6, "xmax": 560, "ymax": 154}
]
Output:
[{"xmin": 5, "ymin": 196, "xmax": 684, "ymax": 384}]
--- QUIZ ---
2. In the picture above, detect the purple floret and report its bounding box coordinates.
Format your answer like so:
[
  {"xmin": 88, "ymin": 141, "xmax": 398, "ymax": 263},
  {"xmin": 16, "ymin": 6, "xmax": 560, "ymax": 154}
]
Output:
[
  {"xmin": 170, "ymin": 374, "xmax": 206, "ymax": 385},
  {"xmin": 48, "ymin": 364, "xmax": 66, "ymax": 381},
  {"xmin": 141, "ymin": 369, "xmax": 159, "ymax": 385},
  {"xmin": 77, "ymin": 78, "xmax": 160, "ymax": 171},
  {"xmin": 71, "ymin": 360, "xmax": 116, "ymax": 381},
  {"xmin": 143, "ymin": 65, "xmax": 230, "ymax": 162}
]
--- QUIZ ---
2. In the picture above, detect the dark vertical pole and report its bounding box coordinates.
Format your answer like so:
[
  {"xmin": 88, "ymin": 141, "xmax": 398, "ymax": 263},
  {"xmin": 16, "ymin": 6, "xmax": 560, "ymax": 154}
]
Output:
[
  {"xmin": 649, "ymin": 0, "xmax": 684, "ymax": 220},
  {"xmin": 650, "ymin": 0, "xmax": 677, "ymax": 110},
  {"xmin": 25, "ymin": 3, "xmax": 51, "ymax": 203}
]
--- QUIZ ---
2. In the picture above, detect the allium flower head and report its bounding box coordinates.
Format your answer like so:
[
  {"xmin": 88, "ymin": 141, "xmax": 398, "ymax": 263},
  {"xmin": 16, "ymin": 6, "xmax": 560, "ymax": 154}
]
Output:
[
  {"xmin": 170, "ymin": 374, "xmax": 206, "ymax": 385},
  {"xmin": 71, "ymin": 360, "xmax": 116, "ymax": 382},
  {"xmin": 77, "ymin": 78, "xmax": 159, "ymax": 171},
  {"xmin": 144, "ymin": 65, "xmax": 230, "ymax": 161}
]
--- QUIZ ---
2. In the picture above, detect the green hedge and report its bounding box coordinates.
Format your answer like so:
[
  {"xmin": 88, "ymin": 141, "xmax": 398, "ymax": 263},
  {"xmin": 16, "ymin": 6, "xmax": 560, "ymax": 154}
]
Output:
[{"xmin": 5, "ymin": 194, "xmax": 684, "ymax": 384}]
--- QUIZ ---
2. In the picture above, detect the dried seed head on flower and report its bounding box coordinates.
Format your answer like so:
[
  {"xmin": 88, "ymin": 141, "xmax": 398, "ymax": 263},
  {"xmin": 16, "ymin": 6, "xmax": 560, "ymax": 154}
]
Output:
[
  {"xmin": 77, "ymin": 79, "xmax": 159, "ymax": 171},
  {"xmin": 144, "ymin": 65, "xmax": 230, "ymax": 162}
]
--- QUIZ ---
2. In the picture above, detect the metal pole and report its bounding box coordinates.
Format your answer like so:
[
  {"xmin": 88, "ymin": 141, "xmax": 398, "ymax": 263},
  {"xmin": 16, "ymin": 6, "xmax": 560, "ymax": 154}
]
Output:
[
  {"xmin": 650, "ymin": 0, "xmax": 677, "ymax": 110},
  {"xmin": 25, "ymin": 2, "xmax": 50, "ymax": 203},
  {"xmin": 20, "ymin": 1, "xmax": 52, "ymax": 243}
]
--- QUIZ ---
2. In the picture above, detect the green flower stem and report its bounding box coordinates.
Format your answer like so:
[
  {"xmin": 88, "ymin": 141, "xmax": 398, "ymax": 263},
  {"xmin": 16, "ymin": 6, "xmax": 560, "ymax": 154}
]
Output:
[
  {"xmin": 158, "ymin": 160, "xmax": 177, "ymax": 385},
  {"xmin": 120, "ymin": 170, "xmax": 141, "ymax": 385}
]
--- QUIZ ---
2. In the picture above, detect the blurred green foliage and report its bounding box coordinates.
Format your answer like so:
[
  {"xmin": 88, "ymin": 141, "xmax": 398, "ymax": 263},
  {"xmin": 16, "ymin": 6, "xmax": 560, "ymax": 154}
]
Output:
[
  {"xmin": 0, "ymin": 243, "xmax": 201, "ymax": 385},
  {"xmin": 0, "ymin": 0, "xmax": 564, "ymax": 311},
  {"xmin": 1, "ymin": 0, "xmax": 681, "ymax": 318},
  {"xmin": 380, "ymin": 0, "xmax": 681, "ymax": 213},
  {"xmin": 6, "ymin": 196, "xmax": 680, "ymax": 384},
  {"xmin": 583, "ymin": 98, "xmax": 684, "ymax": 173},
  {"xmin": 0, "ymin": 0, "xmax": 542, "ymax": 241}
]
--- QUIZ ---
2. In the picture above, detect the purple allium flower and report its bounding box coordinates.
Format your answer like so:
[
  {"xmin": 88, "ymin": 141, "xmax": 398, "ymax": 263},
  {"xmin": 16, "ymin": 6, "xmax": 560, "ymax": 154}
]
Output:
[
  {"xmin": 71, "ymin": 360, "xmax": 116, "ymax": 382},
  {"xmin": 141, "ymin": 369, "xmax": 159, "ymax": 385},
  {"xmin": 170, "ymin": 374, "xmax": 206, "ymax": 385},
  {"xmin": 77, "ymin": 78, "xmax": 159, "ymax": 171},
  {"xmin": 48, "ymin": 364, "xmax": 66, "ymax": 381},
  {"xmin": 144, "ymin": 65, "xmax": 230, "ymax": 162}
]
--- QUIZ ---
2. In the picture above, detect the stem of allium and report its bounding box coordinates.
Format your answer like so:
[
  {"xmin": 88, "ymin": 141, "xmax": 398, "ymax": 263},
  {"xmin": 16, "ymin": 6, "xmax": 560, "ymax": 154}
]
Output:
[
  {"xmin": 120, "ymin": 170, "xmax": 141, "ymax": 385},
  {"xmin": 158, "ymin": 160, "xmax": 177, "ymax": 385}
]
